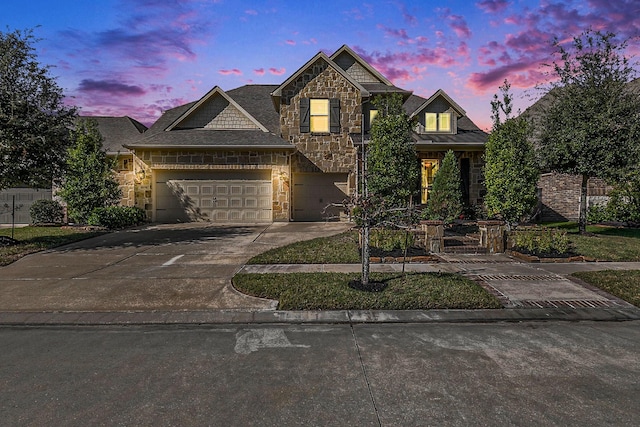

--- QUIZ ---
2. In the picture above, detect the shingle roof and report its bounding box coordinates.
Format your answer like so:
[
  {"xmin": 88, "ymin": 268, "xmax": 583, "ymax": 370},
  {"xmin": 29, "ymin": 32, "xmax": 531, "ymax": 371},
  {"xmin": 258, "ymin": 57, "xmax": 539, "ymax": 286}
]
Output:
[
  {"xmin": 126, "ymin": 128, "xmax": 293, "ymax": 149},
  {"xmin": 227, "ymin": 85, "xmax": 280, "ymax": 133},
  {"xmin": 84, "ymin": 116, "xmax": 147, "ymax": 154},
  {"xmin": 414, "ymin": 116, "xmax": 488, "ymax": 145}
]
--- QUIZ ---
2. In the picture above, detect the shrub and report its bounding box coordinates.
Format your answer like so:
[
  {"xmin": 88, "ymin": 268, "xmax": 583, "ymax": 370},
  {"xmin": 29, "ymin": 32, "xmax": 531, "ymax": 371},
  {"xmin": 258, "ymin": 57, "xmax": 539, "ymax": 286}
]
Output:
[
  {"xmin": 29, "ymin": 199, "xmax": 64, "ymax": 224},
  {"xmin": 510, "ymin": 227, "xmax": 570, "ymax": 255},
  {"xmin": 422, "ymin": 150, "xmax": 463, "ymax": 223},
  {"xmin": 87, "ymin": 206, "xmax": 146, "ymax": 229},
  {"xmin": 370, "ymin": 228, "xmax": 415, "ymax": 251}
]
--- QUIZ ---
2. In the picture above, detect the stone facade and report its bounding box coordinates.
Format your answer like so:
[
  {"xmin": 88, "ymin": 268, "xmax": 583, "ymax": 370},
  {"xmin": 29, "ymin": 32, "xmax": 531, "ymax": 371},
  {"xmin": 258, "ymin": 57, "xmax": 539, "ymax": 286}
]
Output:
[{"xmin": 279, "ymin": 58, "xmax": 359, "ymax": 191}]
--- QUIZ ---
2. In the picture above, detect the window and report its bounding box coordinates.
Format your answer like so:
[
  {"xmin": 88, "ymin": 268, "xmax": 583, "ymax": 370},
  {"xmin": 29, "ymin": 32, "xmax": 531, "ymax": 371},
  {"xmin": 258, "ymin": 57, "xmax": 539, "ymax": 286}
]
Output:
[
  {"xmin": 300, "ymin": 98, "xmax": 340, "ymax": 133},
  {"xmin": 425, "ymin": 112, "xmax": 452, "ymax": 132},
  {"xmin": 310, "ymin": 99, "xmax": 329, "ymax": 133},
  {"xmin": 421, "ymin": 159, "xmax": 439, "ymax": 204},
  {"xmin": 369, "ymin": 109, "xmax": 379, "ymax": 124}
]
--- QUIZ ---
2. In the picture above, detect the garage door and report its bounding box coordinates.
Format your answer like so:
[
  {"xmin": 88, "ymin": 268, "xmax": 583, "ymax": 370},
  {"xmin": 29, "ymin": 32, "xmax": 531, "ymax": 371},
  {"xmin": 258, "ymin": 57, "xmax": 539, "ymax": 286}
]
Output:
[
  {"xmin": 155, "ymin": 171, "xmax": 272, "ymax": 223},
  {"xmin": 293, "ymin": 173, "xmax": 349, "ymax": 221},
  {"xmin": 0, "ymin": 188, "xmax": 52, "ymax": 224}
]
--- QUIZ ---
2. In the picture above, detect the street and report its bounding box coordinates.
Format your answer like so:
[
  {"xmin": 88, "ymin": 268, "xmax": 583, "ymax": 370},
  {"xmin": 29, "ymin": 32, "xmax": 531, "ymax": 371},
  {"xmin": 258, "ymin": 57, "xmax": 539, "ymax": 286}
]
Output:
[{"xmin": 1, "ymin": 321, "xmax": 638, "ymax": 426}]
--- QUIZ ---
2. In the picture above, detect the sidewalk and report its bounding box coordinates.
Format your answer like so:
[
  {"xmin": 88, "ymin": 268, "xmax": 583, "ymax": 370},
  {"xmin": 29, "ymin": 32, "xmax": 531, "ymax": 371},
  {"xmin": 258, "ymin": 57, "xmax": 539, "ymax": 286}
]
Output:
[{"xmin": 2, "ymin": 254, "xmax": 639, "ymax": 326}]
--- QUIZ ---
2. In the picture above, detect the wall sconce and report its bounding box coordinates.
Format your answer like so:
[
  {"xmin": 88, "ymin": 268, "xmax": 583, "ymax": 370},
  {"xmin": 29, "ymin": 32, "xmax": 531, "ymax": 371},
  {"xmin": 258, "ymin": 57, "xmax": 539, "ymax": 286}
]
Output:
[
  {"xmin": 279, "ymin": 171, "xmax": 289, "ymax": 183},
  {"xmin": 135, "ymin": 168, "xmax": 146, "ymax": 183}
]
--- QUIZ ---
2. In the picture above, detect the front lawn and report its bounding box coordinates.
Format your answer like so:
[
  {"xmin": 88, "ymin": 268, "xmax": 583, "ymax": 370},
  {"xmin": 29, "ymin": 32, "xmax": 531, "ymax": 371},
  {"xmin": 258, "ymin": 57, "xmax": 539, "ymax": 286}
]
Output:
[
  {"xmin": 572, "ymin": 270, "xmax": 640, "ymax": 307},
  {"xmin": 544, "ymin": 223, "xmax": 640, "ymax": 261},
  {"xmin": 233, "ymin": 272, "xmax": 502, "ymax": 310},
  {"xmin": 0, "ymin": 226, "xmax": 104, "ymax": 266},
  {"xmin": 248, "ymin": 230, "xmax": 360, "ymax": 264}
]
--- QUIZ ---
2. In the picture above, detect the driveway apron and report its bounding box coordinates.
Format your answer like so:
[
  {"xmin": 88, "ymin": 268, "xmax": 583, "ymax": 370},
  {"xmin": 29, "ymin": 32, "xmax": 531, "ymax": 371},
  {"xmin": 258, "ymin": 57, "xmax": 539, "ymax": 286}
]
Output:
[{"xmin": 0, "ymin": 222, "xmax": 350, "ymax": 312}]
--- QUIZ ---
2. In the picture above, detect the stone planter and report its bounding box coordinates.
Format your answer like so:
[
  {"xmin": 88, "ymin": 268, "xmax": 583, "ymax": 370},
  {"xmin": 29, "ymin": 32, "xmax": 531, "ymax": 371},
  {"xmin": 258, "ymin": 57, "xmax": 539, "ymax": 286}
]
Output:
[
  {"xmin": 420, "ymin": 220, "xmax": 444, "ymax": 253},
  {"xmin": 478, "ymin": 220, "xmax": 506, "ymax": 253}
]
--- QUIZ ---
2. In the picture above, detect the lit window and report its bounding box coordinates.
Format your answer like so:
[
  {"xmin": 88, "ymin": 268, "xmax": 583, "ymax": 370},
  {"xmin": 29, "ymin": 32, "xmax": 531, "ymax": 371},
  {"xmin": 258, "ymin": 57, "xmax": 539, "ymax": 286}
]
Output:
[
  {"xmin": 310, "ymin": 99, "xmax": 329, "ymax": 133},
  {"xmin": 425, "ymin": 113, "xmax": 437, "ymax": 131},
  {"xmin": 439, "ymin": 112, "xmax": 451, "ymax": 131},
  {"xmin": 425, "ymin": 112, "xmax": 452, "ymax": 132},
  {"xmin": 369, "ymin": 109, "xmax": 379, "ymax": 124}
]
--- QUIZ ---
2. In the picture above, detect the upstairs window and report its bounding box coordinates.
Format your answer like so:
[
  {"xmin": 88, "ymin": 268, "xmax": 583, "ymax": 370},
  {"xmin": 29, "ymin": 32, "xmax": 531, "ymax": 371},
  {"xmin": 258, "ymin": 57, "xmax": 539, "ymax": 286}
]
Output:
[
  {"xmin": 310, "ymin": 99, "xmax": 329, "ymax": 133},
  {"xmin": 425, "ymin": 112, "xmax": 452, "ymax": 132},
  {"xmin": 300, "ymin": 98, "xmax": 341, "ymax": 134}
]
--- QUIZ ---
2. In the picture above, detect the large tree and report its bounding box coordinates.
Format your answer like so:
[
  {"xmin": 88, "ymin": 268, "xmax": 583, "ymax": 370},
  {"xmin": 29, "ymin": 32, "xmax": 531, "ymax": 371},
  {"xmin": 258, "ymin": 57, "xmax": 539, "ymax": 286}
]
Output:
[
  {"xmin": 0, "ymin": 28, "xmax": 76, "ymax": 190},
  {"xmin": 423, "ymin": 149, "xmax": 463, "ymax": 223},
  {"xmin": 484, "ymin": 81, "xmax": 539, "ymax": 225},
  {"xmin": 58, "ymin": 119, "xmax": 121, "ymax": 224},
  {"xmin": 537, "ymin": 29, "xmax": 640, "ymax": 233}
]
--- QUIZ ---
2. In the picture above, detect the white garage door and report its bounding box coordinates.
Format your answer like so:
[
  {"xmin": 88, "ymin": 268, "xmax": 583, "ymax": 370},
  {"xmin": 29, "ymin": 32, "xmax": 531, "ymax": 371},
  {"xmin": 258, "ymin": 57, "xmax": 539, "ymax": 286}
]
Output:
[
  {"xmin": 293, "ymin": 173, "xmax": 349, "ymax": 221},
  {"xmin": 155, "ymin": 171, "xmax": 272, "ymax": 223},
  {"xmin": 0, "ymin": 188, "xmax": 52, "ymax": 224}
]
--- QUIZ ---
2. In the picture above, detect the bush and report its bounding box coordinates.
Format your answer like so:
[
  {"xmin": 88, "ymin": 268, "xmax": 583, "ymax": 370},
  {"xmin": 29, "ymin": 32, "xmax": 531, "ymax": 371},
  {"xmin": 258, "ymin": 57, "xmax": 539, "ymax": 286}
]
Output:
[
  {"xmin": 370, "ymin": 228, "xmax": 415, "ymax": 251},
  {"xmin": 510, "ymin": 227, "xmax": 570, "ymax": 255},
  {"xmin": 29, "ymin": 199, "xmax": 64, "ymax": 224},
  {"xmin": 87, "ymin": 206, "xmax": 146, "ymax": 229},
  {"xmin": 422, "ymin": 150, "xmax": 463, "ymax": 223}
]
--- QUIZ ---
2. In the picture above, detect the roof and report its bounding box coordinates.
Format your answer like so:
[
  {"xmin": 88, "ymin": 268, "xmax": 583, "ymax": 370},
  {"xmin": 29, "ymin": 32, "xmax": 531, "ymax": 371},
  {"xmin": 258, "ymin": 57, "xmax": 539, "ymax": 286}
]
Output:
[
  {"xmin": 413, "ymin": 116, "xmax": 488, "ymax": 146},
  {"xmin": 125, "ymin": 129, "xmax": 294, "ymax": 150},
  {"xmin": 409, "ymin": 89, "xmax": 467, "ymax": 118},
  {"xmin": 329, "ymin": 45, "xmax": 393, "ymax": 85},
  {"xmin": 84, "ymin": 116, "xmax": 147, "ymax": 154}
]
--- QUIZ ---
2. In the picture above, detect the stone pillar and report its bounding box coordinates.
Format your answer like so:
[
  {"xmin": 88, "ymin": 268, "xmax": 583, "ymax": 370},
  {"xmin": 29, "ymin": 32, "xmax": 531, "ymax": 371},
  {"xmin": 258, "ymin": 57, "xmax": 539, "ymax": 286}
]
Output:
[
  {"xmin": 420, "ymin": 220, "xmax": 444, "ymax": 253},
  {"xmin": 478, "ymin": 220, "xmax": 506, "ymax": 253}
]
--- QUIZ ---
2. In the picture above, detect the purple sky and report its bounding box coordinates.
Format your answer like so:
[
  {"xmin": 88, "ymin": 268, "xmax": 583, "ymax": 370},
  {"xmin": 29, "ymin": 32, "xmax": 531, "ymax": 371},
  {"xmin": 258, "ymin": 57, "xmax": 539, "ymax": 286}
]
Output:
[{"xmin": 5, "ymin": 0, "xmax": 640, "ymax": 130}]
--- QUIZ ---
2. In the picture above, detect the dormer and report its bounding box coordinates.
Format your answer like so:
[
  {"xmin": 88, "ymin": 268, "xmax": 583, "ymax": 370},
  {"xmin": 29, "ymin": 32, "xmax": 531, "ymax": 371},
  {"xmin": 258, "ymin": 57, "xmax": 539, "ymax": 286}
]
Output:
[
  {"xmin": 410, "ymin": 89, "xmax": 466, "ymax": 135},
  {"xmin": 167, "ymin": 86, "xmax": 268, "ymax": 132}
]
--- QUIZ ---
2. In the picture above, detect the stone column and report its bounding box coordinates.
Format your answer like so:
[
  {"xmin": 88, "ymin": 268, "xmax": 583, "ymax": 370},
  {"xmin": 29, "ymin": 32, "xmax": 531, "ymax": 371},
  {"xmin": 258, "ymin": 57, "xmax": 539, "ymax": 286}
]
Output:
[
  {"xmin": 420, "ymin": 220, "xmax": 444, "ymax": 253},
  {"xmin": 478, "ymin": 220, "xmax": 506, "ymax": 253}
]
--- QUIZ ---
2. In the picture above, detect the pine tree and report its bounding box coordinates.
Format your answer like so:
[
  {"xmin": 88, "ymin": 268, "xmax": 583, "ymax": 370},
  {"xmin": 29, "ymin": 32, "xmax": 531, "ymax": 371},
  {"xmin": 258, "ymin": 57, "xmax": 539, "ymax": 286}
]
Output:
[
  {"xmin": 423, "ymin": 150, "xmax": 463, "ymax": 223},
  {"xmin": 58, "ymin": 119, "xmax": 121, "ymax": 223}
]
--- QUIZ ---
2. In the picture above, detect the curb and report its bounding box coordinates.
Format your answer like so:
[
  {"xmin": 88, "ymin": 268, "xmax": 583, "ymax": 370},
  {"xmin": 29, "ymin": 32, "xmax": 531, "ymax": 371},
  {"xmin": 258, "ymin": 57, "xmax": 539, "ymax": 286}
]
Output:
[{"xmin": 0, "ymin": 307, "xmax": 638, "ymax": 326}]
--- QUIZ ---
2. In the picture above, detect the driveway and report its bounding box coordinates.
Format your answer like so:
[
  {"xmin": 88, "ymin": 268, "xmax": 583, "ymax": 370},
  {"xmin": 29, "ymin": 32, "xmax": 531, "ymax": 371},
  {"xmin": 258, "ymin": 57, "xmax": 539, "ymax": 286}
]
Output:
[{"xmin": 0, "ymin": 222, "xmax": 351, "ymax": 312}]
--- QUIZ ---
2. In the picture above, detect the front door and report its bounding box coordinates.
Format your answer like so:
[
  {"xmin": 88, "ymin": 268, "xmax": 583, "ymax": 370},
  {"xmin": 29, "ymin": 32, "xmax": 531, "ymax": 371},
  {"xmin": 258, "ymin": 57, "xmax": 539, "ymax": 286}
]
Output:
[{"xmin": 421, "ymin": 159, "xmax": 439, "ymax": 204}]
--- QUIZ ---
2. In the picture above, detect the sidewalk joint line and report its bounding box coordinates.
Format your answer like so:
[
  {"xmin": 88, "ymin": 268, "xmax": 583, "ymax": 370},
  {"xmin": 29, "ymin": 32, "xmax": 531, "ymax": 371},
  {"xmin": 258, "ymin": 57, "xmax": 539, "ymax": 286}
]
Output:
[{"xmin": 349, "ymin": 319, "xmax": 382, "ymax": 427}]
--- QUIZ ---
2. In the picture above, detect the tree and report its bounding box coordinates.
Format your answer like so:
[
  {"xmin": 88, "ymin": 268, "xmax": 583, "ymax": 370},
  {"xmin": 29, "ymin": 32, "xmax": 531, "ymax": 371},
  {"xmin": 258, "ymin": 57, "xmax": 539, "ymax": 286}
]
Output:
[
  {"xmin": 537, "ymin": 29, "xmax": 640, "ymax": 233},
  {"xmin": 367, "ymin": 93, "xmax": 420, "ymax": 210},
  {"xmin": 354, "ymin": 93, "xmax": 420, "ymax": 289},
  {"xmin": 423, "ymin": 150, "xmax": 463, "ymax": 223},
  {"xmin": 58, "ymin": 119, "xmax": 121, "ymax": 223},
  {"xmin": 484, "ymin": 81, "xmax": 539, "ymax": 225},
  {"xmin": 0, "ymin": 28, "xmax": 76, "ymax": 190}
]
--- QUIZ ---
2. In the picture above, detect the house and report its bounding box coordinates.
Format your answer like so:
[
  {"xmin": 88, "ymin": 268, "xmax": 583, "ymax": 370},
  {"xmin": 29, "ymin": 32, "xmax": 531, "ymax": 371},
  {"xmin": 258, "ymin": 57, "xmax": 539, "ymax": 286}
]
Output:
[{"xmin": 109, "ymin": 45, "xmax": 487, "ymax": 223}]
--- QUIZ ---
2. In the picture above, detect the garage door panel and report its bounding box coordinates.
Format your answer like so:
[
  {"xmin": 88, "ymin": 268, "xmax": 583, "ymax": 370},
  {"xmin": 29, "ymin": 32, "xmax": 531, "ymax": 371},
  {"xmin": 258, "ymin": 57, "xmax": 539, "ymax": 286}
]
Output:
[
  {"xmin": 293, "ymin": 173, "xmax": 348, "ymax": 221},
  {"xmin": 155, "ymin": 172, "xmax": 272, "ymax": 223}
]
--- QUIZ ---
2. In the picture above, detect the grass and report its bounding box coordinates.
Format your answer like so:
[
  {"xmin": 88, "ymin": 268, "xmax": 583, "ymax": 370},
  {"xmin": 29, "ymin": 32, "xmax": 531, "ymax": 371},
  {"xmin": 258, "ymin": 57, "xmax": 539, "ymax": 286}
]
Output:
[
  {"xmin": 0, "ymin": 226, "xmax": 104, "ymax": 266},
  {"xmin": 542, "ymin": 222, "xmax": 640, "ymax": 261},
  {"xmin": 572, "ymin": 270, "xmax": 640, "ymax": 307},
  {"xmin": 233, "ymin": 272, "xmax": 502, "ymax": 310},
  {"xmin": 248, "ymin": 230, "xmax": 361, "ymax": 264}
]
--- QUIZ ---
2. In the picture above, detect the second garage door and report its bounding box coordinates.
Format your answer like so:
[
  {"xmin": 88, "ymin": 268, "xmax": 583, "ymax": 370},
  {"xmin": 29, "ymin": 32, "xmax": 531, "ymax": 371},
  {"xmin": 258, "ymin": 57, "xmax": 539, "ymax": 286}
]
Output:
[
  {"xmin": 293, "ymin": 173, "xmax": 349, "ymax": 221},
  {"xmin": 155, "ymin": 170, "xmax": 272, "ymax": 223}
]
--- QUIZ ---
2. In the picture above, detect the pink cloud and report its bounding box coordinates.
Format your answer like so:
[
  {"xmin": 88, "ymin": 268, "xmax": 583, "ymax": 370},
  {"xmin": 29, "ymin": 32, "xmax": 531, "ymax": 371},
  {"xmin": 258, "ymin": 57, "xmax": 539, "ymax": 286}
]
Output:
[
  {"xmin": 219, "ymin": 69, "xmax": 242, "ymax": 76},
  {"xmin": 254, "ymin": 68, "xmax": 265, "ymax": 76},
  {"xmin": 447, "ymin": 14, "xmax": 472, "ymax": 39},
  {"xmin": 245, "ymin": 9, "xmax": 258, "ymax": 15},
  {"xmin": 476, "ymin": 0, "xmax": 510, "ymax": 14},
  {"xmin": 400, "ymin": 4, "xmax": 418, "ymax": 26},
  {"xmin": 285, "ymin": 39, "xmax": 296, "ymax": 46},
  {"xmin": 269, "ymin": 68, "xmax": 286, "ymax": 76}
]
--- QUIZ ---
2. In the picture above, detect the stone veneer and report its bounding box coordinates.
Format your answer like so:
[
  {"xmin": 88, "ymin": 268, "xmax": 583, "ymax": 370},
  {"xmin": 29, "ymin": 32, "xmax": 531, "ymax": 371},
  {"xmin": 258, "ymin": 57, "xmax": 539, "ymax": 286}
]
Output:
[
  {"xmin": 125, "ymin": 149, "xmax": 291, "ymax": 221},
  {"xmin": 279, "ymin": 58, "xmax": 359, "ymax": 188}
]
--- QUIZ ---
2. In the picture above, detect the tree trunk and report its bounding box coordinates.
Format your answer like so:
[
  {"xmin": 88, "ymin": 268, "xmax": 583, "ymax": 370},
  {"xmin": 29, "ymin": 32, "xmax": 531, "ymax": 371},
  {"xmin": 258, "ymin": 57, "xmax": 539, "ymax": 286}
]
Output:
[
  {"xmin": 579, "ymin": 174, "xmax": 588, "ymax": 234},
  {"xmin": 361, "ymin": 218, "xmax": 370, "ymax": 286}
]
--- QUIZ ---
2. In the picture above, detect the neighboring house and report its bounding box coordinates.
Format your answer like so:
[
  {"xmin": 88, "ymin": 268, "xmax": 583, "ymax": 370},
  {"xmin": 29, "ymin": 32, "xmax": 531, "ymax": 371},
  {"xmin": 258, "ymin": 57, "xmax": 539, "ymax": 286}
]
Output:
[
  {"xmin": 107, "ymin": 45, "xmax": 488, "ymax": 223},
  {"xmin": 88, "ymin": 116, "xmax": 148, "ymax": 207},
  {"xmin": 521, "ymin": 78, "xmax": 640, "ymax": 221}
]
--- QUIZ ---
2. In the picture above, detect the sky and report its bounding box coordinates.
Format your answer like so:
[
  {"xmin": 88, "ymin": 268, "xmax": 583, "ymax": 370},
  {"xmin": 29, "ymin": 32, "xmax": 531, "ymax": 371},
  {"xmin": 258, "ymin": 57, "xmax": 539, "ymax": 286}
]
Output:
[{"xmin": 4, "ymin": 0, "xmax": 640, "ymax": 130}]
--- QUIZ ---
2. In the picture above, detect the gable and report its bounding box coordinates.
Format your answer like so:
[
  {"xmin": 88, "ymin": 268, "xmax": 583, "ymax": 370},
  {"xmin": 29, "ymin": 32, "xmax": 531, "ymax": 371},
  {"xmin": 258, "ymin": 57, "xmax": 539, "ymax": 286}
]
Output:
[
  {"xmin": 177, "ymin": 96, "xmax": 259, "ymax": 130},
  {"xmin": 167, "ymin": 86, "xmax": 268, "ymax": 132},
  {"xmin": 332, "ymin": 51, "xmax": 381, "ymax": 84}
]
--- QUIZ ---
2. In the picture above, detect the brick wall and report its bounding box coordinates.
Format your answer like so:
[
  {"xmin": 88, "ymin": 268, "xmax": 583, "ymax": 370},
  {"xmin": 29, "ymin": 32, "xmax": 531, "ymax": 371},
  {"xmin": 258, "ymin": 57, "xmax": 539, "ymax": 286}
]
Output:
[{"xmin": 537, "ymin": 172, "xmax": 612, "ymax": 221}]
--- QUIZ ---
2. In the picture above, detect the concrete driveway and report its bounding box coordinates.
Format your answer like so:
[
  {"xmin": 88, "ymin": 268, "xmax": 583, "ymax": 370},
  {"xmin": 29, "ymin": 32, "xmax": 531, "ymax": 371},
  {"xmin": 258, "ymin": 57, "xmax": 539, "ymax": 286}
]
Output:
[{"xmin": 0, "ymin": 222, "xmax": 351, "ymax": 312}]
